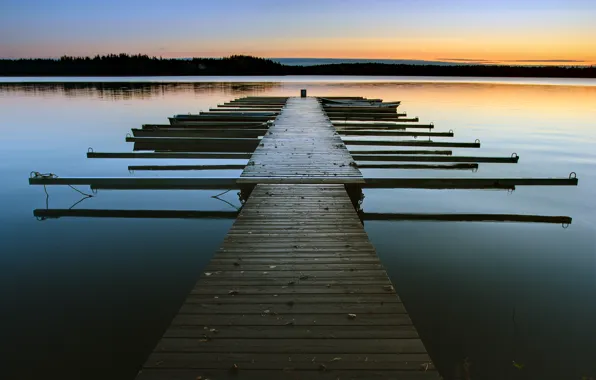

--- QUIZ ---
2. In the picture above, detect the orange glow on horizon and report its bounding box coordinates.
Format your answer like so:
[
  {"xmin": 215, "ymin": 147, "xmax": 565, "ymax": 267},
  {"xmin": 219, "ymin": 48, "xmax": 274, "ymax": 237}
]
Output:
[{"xmin": 142, "ymin": 35, "xmax": 596, "ymax": 66}]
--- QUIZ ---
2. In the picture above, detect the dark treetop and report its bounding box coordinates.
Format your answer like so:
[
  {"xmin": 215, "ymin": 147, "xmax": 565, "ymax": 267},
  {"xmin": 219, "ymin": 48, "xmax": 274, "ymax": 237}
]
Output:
[{"xmin": 1, "ymin": 54, "xmax": 595, "ymax": 78}]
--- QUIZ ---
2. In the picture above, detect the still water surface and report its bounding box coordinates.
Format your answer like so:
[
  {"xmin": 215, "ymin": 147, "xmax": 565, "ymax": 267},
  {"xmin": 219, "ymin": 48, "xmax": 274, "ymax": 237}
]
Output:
[{"xmin": 0, "ymin": 78, "xmax": 595, "ymax": 380}]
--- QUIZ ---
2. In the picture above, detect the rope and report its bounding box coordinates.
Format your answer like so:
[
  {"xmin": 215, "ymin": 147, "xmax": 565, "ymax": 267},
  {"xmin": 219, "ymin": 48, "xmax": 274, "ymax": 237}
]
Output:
[
  {"xmin": 30, "ymin": 171, "xmax": 94, "ymax": 198},
  {"xmin": 68, "ymin": 196, "xmax": 92, "ymax": 210},
  {"xmin": 211, "ymin": 189, "xmax": 232, "ymax": 198},
  {"xmin": 211, "ymin": 189, "xmax": 240, "ymax": 211}
]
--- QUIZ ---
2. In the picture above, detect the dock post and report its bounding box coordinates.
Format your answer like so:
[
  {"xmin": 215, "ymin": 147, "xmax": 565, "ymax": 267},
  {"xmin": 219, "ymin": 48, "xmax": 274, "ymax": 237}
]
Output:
[{"xmin": 300, "ymin": 89, "xmax": 307, "ymax": 97}]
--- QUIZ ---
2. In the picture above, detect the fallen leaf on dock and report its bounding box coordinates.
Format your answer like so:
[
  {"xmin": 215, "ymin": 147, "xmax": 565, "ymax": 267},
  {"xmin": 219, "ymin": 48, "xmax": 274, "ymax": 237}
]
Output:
[
  {"xmin": 420, "ymin": 362, "xmax": 434, "ymax": 371},
  {"xmin": 228, "ymin": 290, "xmax": 239, "ymax": 295},
  {"xmin": 348, "ymin": 313, "xmax": 357, "ymax": 319},
  {"xmin": 512, "ymin": 361, "xmax": 525, "ymax": 370}
]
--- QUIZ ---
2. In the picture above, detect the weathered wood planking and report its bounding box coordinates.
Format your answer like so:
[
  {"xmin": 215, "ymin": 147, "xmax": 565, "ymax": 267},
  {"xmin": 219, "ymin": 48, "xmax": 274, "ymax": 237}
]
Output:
[
  {"xmin": 136, "ymin": 184, "xmax": 437, "ymax": 379},
  {"xmin": 241, "ymin": 98, "xmax": 363, "ymax": 179}
]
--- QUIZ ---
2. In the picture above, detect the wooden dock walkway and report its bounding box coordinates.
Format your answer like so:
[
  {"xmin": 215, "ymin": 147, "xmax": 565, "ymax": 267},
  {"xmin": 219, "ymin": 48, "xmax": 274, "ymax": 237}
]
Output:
[
  {"xmin": 135, "ymin": 97, "xmax": 438, "ymax": 379},
  {"xmin": 240, "ymin": 97, "xmax": 362, "ymax": 180},
  {"xmin": 137, "ymin": 184, "xmax": 436, "ymax": 380}
]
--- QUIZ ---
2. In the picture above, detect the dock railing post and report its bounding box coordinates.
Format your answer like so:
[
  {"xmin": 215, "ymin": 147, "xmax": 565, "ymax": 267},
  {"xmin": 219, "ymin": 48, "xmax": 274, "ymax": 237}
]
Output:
[{"xmin": 300, "ymin": 89, "xmax": 307, "ymax": 97}]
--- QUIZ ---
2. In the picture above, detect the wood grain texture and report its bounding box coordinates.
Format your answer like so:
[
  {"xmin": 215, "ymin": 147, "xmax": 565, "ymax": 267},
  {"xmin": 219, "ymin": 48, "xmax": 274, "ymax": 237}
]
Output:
[
  {"xmin": 137, "ymin": 182, "xmax": 435, "ymax": 379},
  {"xmin": 241, "ymin": 97, "xmax": 363, "ymax": 179}
]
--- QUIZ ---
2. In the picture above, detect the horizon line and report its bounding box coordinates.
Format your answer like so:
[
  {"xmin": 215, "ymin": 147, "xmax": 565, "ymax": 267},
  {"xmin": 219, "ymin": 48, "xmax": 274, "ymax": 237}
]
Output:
[{"xmin": 1, "ymin": 54, "xmax": 594, "ymax": 67}]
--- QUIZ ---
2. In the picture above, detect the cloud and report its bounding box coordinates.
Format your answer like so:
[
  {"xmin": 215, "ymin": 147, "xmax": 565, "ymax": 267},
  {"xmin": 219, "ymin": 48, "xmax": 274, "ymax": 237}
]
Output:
[
  {"xmin": 437, "ymin": 58, "xmax": 492, "ymax": 62},
  {"xmin": 505, "ymin": 59, "xmax": 587, "ymax": 63},
  {"xmin": 438, "ymin": 57, "xmax": 588, "ymax": 63}
]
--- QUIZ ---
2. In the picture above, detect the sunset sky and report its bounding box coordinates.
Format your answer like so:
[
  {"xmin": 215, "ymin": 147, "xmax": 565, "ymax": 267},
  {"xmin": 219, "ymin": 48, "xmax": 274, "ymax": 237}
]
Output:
[{"xmin": 1, "ymin": 0, "xmax": 595, "ymax": 65}]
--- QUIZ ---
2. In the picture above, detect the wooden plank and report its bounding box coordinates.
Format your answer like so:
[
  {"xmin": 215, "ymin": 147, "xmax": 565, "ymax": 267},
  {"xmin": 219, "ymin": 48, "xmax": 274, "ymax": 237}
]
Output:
[
  {"xmin": 339, "ymin": 130, "xmax": 453, "ymax": 137},
  {"xmin": 143, "ymin": 352, "xmax": 432, "ymax": 369},
  {"xmin": 136, "ymin": 369, "xmax": 439, "ymax": 380},
  {"xmin": 154, "ymin": 338, "xmax": 427, "ymax": 353},
  {"xmin": 330, "ymin": 117, "xmax": 420, "ymax": 122},
  {"xmin": 87, "ymin": 152, "xmax": 251, "ymax": 159},
  {"xmin": 172, "ymin": 313, "xmax": 407, "ymax": 326},
  {"xmin": 356, "ymin": 163, "xmax": 477, "ymax": 170},
  {"xmin": 191, "ymin": 278, "xmax": 393, "ymax": 286},
  {"xmin": 33, "ymin": 209, "xmax": 239, "ymax": 220},
  {"xmin": 352, "ymin": 154, "xmax": 519, "ymax": 163},
  {"xmin": 131, "ymin": 128, "xmax": 267, "ymax": 138},
  {"xmin": 127, "ymin": 136, "xmax": 260, "ymax": 144},
  {"xmin": 162, "ymin": 325, "xmax": 418, "ymax": 339},
  {"xmin": 210, "ymin": 108, "xmax": 283, "ymax": 112},
  {"xmin": 237, "ymin": 177, "xmax": 365, "ymax": 185},
  {"xmin": 350, "ymin": 150, "xmax": 452, "ymax": 155},
  {"xmin": 142, "ymin": 122, "xmax": 267, "ymax": 129},
  {"xmin": 218, "ymin": 104, "xmax": 285, "ymax": 108},
  {"xmin": 189, "ymin": 285, "xmax": 399, "ymax": 295},
  {"xmin": 363, "ymin": 177, "xmax": 579, "ymax": 189},
  {"xmin": 184, "ymin": 294, "xmax": 399, "ymax": 304},
  {"xmin": 362, "ymin": 212, "xmax": 572, "ymax": 224},
  {"xmin": 323, "ymin": 106, "xmax": 398, "ymax": 112},
  {"xmin": 170, "ymin": 115, "xmax": 275, "ymax": 123},
  {"xmin": 333, "ymin": 122, "xmax": 434, "ymax": 129},
  {"xmin": 344, "ymin": 140, "xmax": 480, "ymax": 147},
  {"xmin": 326, "ymin": 112, "xmax": 408, "ymax": 118},
  {"xmin": 28, "ymin": 177, "xmax": 241, "ymax": 190},
  {"xmin": 127, "ymin": 164, "xmax": 245, "ymax": 171},
  {"xmin": 191, "ymin": 271, "xmax": 389, "ymax": 279}
]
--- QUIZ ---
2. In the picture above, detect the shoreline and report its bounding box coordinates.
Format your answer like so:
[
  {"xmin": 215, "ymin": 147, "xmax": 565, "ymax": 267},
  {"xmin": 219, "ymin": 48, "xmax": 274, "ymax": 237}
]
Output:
[{"xmin": 2, "ymin": 75, "xmax": 596, "ymax": 87}]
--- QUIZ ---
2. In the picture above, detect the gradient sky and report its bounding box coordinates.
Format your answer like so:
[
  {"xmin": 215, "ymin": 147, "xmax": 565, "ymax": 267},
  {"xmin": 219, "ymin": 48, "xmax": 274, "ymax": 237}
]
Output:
[{"xmin": 1, "ymin": 0, "xmax": 595, "ymax": 64}]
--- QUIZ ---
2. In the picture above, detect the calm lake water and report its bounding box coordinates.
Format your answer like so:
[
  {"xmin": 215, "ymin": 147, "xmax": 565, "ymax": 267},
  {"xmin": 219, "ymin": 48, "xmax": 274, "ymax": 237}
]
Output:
[{"xmin": 0, "ymin": 77, "xmax": 595, "ymax": 380}]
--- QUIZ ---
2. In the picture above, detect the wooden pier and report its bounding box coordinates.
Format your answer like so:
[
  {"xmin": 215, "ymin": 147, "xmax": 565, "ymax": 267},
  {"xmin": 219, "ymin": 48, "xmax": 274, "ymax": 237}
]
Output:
[
  {"xmin": 137, "ymin": 184, "xmax": 435, "ymax": 379},
  {"xmin": 28, "ymin": 93, "xmax": 579, "ymax": 379},
  {"xmin": 134, "ymin": 96, "xmax": 438, "ymax": 379}
]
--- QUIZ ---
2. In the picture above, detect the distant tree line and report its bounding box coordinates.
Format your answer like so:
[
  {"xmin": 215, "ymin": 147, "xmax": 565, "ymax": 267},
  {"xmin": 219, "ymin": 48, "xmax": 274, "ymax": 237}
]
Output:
[{"xmin": 0, "ymin": 54, "xmax": 594, "ymax": 78}]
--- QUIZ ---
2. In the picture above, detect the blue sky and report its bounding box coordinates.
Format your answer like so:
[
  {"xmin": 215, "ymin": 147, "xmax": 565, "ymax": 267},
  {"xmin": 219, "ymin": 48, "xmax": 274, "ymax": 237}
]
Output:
[{"xmin": 1, "ymin": 0, "xmax": 594, "ymax": 63}]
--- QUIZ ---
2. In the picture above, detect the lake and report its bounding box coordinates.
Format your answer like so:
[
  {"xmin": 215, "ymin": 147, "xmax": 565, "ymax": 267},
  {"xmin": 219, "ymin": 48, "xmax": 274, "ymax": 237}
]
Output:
[{"xmin": 0, "ymin": 77, "xmax": 595, "ymax": 380}]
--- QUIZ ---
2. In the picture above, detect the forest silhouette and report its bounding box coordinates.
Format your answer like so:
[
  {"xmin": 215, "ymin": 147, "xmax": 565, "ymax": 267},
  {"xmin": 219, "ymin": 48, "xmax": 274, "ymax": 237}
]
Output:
[{"xmin": 1, "ymin": 54, "xmax": 594, "ymax": 78}]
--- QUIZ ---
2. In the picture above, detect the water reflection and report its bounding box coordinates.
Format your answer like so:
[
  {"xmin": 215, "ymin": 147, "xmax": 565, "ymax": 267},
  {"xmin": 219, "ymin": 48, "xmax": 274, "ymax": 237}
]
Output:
[
  {"xmin": 0, "ymin": 81, "xmax": 281, "ymax": 99},
  {"xmin": 1, "ymin": 80, "xmax": 595, "ymax": 380}
]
